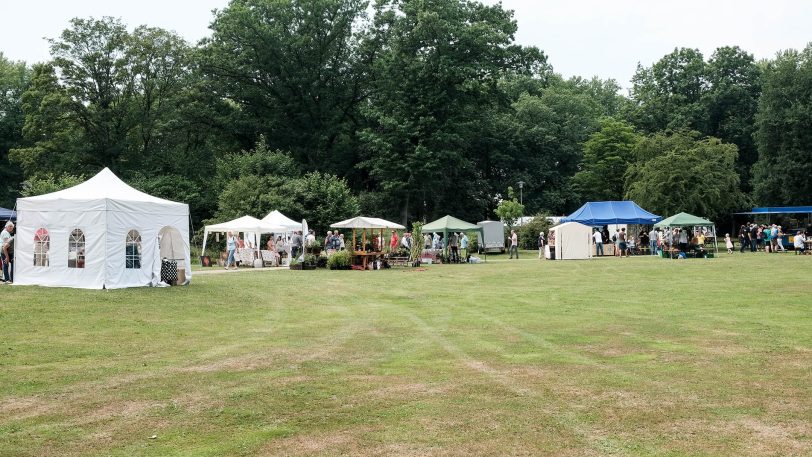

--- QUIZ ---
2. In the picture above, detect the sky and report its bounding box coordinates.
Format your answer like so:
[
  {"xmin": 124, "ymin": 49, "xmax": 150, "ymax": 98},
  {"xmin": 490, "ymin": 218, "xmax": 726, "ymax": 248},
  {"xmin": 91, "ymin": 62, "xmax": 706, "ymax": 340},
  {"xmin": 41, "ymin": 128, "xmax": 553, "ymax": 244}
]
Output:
[{"xmin": 2, "ymin": 0, "xmax": 811, "ymax": 92}]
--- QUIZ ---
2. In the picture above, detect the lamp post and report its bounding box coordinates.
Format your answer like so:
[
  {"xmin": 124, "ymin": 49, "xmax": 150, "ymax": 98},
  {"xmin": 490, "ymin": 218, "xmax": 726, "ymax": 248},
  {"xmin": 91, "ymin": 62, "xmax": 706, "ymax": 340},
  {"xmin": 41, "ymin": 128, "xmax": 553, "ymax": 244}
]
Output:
[{"xmin": 517, "ymin": 181, "xmax": 524, "ymax": 206}]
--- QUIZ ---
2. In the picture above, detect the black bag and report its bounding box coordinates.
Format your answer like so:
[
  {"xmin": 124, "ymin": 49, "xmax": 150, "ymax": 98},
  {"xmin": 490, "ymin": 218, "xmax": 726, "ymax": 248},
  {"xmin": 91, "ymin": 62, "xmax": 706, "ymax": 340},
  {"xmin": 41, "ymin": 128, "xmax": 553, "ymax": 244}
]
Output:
[{"xmin": 161, "ymin": 259, "xmax": 178, "ymax": 285}]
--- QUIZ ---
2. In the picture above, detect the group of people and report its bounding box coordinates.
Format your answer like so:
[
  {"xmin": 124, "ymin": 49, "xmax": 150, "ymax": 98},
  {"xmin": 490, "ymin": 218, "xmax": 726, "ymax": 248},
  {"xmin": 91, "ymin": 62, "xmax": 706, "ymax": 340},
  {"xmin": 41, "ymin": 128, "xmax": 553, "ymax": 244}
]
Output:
[
  {"xmin": 1, "ymin": 222, "xmax": 15, "ymax": 283},
  {"xmin": 588, "ymin": 226, "xmax": 712, "ymax": 258},
  {"xmin": 419, "ymin": 231, "xmax": 469, "ymax": 262},
  {"xmin": 730, "ymin": 223, "xmax": 807, "ymax": 254}
]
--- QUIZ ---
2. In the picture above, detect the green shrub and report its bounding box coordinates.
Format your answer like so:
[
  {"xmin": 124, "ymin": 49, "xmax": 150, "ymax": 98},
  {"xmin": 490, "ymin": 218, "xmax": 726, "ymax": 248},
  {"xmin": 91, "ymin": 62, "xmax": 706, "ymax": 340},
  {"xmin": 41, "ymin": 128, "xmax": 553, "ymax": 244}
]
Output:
[{"xmin": 327, "ymin": 251, "xmax": 352, "ymax": 270}]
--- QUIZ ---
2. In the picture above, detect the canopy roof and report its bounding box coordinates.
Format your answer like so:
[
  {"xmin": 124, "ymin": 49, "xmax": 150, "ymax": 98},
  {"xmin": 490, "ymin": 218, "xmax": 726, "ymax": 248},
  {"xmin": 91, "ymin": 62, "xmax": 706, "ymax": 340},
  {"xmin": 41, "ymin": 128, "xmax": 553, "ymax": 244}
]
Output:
[
  {"xmin": 330, "ymin": 216, "xmax": 404, "ymax": 230},
  {"xmin": 561, "ymin": 201, "xmax": 661, "ymax": 226},
  {"xmin": 0, "ymin": 207, "xmax": 16, "ymax": 221},
  {"xmin": 422, "ymin": 215, "xmax": 481, "ymax": 233},
  {"xmin": 18, "ymin": 167, "xmax": 185, "ymax": 210},
  {"xmin": 262, "ymin": 210, "xmax": 300, "ymax": 229},
  {"xmin": 654, "ymin": 212, "xmax": 714, "ymax": 227},
  {"xmin": 205, "ymin": 215, "xmax": 285, "ymax": 233},
  {"xmin": 734, "ymin": 206, "xmax": 812, "ymax": 215}
]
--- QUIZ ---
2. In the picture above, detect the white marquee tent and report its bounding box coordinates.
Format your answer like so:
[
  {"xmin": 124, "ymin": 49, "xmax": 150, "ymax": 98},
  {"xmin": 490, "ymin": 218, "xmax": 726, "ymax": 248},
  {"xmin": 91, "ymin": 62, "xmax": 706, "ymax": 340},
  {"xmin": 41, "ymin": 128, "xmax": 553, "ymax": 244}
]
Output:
[
  {"xmin": 262, "ymin": 210, "xmax": 300, "ymax": 230},
  {"xmin": 15, "ymin": 168, "xmax": 191, "ymax": 289},
  {"xmin": 201, "ymin": 215, "xmax": 285, "ymax": 256},
  {"xmin": 549, "ymin": 221, "xmax": 592, "ymax": 260}
]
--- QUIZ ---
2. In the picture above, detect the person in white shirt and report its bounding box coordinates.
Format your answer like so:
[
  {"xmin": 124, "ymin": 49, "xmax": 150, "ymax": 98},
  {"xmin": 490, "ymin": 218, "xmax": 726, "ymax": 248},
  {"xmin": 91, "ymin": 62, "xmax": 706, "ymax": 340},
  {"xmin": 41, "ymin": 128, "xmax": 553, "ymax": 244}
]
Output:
[
  {"xmin": 648, "ymin": 228, "xmax": 658, "ymax": 255},
  {"xmin": 1, "ymin": 222, "xmax": 13, "ymax": 282},
  {"xmin": 794, "ymin": 230, "xmax": 806, "ymax": 254},
  {"xmin": 593, "ymin": 229, "xmax": 604, "ymax": 256}
]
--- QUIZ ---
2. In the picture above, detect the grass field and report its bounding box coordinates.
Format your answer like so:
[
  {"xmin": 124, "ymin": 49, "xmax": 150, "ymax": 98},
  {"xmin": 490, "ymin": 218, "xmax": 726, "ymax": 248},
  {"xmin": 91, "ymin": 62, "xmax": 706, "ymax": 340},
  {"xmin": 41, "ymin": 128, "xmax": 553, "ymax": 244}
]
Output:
[{"xmin": 1, "ymin": 252, "xmax": 810, "ymax": 456}]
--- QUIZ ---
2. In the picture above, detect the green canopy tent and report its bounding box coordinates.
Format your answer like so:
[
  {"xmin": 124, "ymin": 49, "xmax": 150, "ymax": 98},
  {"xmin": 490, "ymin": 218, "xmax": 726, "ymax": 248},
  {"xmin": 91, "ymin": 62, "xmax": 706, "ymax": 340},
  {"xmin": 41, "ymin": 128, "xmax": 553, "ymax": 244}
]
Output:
[
  {"xmin": 654, "ymin": 212, "xmax": 718, "ymax": 254},
  {"xmin": 422, "ymin": 215, "xmax": 485, "ymax": 262}
]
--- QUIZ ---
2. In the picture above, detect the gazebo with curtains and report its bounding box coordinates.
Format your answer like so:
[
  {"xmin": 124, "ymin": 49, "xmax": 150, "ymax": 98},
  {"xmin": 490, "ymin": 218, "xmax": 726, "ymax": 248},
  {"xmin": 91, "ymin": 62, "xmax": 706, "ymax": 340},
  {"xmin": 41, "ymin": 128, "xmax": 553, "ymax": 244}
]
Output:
[
  {"xmin": 654, "ymin": 212, "xmax": 718, "ymax": 254},
  {"xmin": 421, "ymin": 215, "xmax": 485, "ymax": 260}
]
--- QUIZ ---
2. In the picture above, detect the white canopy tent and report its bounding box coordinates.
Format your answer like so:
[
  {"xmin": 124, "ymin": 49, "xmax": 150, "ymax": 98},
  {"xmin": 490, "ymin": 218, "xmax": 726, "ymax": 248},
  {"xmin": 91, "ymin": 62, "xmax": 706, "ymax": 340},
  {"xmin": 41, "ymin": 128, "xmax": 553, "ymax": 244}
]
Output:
[
  {"xmin": 330, "ymin": 216, "xmax": 404, "ymax": 230},
  {"xmin": 201, "ymin": 216, "xmax": 285, "ymax": 256},
  {"xmin": 15, "ymin": 167, "xmax": 191, "ymax": 289},
  {"xmin": 549, "ymin": 222, "xmax": 593, "ymax": 260},
  {"xmin": 261, "ymin": 210, "xmax": 300, "ymax": 230}
]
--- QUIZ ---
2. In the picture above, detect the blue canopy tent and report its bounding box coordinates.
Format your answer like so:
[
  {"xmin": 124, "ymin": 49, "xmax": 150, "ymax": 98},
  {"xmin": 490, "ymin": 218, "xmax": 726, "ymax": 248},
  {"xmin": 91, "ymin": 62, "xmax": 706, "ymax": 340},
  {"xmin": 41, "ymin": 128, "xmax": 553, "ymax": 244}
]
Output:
[
  {"xmin": 0, "ymin": 207, "xmax": 16, "ymax": 222},
  {"xmin": 561, "ymin": 201, "xmax": 661, "ymax": 226}
]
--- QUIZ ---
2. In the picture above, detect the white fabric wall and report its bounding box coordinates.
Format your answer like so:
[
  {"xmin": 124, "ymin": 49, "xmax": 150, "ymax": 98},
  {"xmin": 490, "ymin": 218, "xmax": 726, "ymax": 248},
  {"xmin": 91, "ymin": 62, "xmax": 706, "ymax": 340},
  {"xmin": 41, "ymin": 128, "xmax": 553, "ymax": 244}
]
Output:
[
  {"xmin": 553, "ymin": 222, "xmax": 592, "ymax": 260},
  {"xmin": 15, "ymin": 206, "xmax": 190, "ymax": 289},
  {"xmin": 15, "ymin": 209, "xmax": 107, "ymax": 289}
]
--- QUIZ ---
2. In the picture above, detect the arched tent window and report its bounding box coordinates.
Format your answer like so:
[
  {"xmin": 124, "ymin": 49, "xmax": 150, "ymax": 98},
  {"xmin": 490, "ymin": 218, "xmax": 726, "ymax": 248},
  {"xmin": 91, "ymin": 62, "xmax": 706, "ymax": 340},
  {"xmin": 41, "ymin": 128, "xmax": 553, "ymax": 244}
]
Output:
[
  {"xmin": 34, "ymin": 228, "xmax": 49, "ymax": 267},
  {"xmin": 126, "ymin": 230, "xmax": 141, "ymax": 269},
  {"xmin": 68, "ymin": 229, "xmax": 85, "ymax": 268}
]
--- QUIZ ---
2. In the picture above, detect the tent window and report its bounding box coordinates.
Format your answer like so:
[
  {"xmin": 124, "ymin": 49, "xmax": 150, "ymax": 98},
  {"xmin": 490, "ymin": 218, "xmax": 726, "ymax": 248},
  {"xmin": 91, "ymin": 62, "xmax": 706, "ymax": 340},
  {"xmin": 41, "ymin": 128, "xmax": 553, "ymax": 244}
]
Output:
[
  {"xmin": 126, "ymin": 230, "xmax": 141, "ymax": 269},
  {"xmin": 34, "ymin": 228, "xmax": 50, "ymax": 267},
  {"xmin": 68, "ymin": 229, "xmax": 85, "ymax": 268}
]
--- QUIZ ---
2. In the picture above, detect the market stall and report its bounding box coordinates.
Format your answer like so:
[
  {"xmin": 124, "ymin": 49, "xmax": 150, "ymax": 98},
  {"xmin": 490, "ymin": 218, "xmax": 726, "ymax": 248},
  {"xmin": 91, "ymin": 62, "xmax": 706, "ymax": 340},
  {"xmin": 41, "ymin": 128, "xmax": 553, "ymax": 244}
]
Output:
[
  {"xmin": 654, "ymin": 212, "xmax": 717, "ymax": 258},
  {"xmin": 330, "ymin": 216, "xmax": 404, "ymax": 269},
  {"xmin": 422, "ymin": 215, "xmax": 484, "ymax": 262},
  {"xmin": 201, "ymin": 216, "xmax": 285, "ymax": 267}
]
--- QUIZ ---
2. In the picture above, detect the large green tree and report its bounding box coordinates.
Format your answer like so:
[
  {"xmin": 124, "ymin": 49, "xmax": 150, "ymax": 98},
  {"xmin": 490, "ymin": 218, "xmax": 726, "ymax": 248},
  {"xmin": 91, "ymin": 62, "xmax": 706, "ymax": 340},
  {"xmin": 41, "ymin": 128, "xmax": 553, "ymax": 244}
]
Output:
[
  {"xmin": 359, "ymin": 0, "xmax": 546, "ymax": 224},
  {"xmin": 624, "ymin": 130, "xmax": 747, "ymax": 221},
  {"xmin": 498, "ymin": 83, "xmax": 601, "ymax": 214},
  {"xmin": 702, "ymin": 46, "xmax": 761, "ymax": 191},
  {"xmin": 0, "ymin": 54, "xmax": 30, "ymax": 206},
  {"xmin": 201, "ymin": 0, "xmax": 370, "ymax": 177},
  {"xmin": 11, "ymin": 17, "xmax": 224, "ymax": 222},
  {"xmin": 629, "ymin": 47, "xmax": 707, "ymax": 134},
  {"xmin": 573, "ymin": 117, "xmax": 641, "ymax": 202},
  {"xmin": 751, "ymin": 44, "xmax": 812, "ymax": 205}
]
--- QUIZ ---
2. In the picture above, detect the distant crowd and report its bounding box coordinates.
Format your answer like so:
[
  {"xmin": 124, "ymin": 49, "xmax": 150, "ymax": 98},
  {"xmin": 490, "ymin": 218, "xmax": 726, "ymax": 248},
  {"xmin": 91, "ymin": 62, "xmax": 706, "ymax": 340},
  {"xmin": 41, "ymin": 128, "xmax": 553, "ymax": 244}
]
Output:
[{"xmin": 732, "ymin": 223, "xmax": 807, "ymax": 254}]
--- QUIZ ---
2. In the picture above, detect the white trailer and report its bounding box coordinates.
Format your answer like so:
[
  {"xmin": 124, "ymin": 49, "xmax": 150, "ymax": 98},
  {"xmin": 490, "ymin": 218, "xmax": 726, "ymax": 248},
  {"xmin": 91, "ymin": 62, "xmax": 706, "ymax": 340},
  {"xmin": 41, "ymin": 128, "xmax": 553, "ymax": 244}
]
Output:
[{"xmin": 477, "ymin": 220, "xmax": 505, "ymax": 253}]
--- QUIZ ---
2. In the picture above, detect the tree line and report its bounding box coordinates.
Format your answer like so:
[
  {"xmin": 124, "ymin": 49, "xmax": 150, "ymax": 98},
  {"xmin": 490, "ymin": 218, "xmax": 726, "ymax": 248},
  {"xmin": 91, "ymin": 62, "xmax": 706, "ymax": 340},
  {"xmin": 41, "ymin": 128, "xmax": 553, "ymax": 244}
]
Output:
[{"xmin": 0, "ymin": 0, "xmax": 810, "ymax": 234}]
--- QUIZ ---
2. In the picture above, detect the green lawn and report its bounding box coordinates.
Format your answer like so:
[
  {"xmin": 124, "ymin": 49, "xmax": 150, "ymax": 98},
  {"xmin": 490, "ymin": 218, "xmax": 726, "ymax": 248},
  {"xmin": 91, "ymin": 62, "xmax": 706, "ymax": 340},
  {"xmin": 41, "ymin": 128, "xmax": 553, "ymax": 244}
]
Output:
[{"xmin": 1, "ymin": 253, "xmax": 810, "ymax": 456}]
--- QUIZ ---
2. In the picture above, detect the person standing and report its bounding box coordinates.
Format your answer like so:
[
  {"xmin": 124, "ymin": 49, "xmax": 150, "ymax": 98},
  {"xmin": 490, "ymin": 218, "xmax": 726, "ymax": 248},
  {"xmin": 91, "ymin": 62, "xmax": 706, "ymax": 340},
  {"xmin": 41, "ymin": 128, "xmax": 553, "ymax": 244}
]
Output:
[
  {"xmin": 725, "ymin": 233, "xmax": 734, "ymax": 254},
  {"xmin": 389, "ymin": 230, "xmax": 399, "ymax": 252},
  {"xmin": 0, "ymin": 222, "xmax": 12, "ymax": 282},
  {"xmin": 401, "ymin": 232, "xmax": 412, "ymax": 251},
  {"xmin": 794, "ymin": 230, "xmax": 806, "ymax": 254},
  {"xmin": 538, "ymin": 231, "xmax": 546, "ymax": 259},
  {"xmin": 509, "ymin": 230, "xmax": 519, "ymax": 259},
  {"xmin": 592, "ymin": 229, "xmax": 603, "ymax": 256},
  {"xmin": 678, "ymin": 228, "xmax": 688, "ymax": 253},
  {"xmin": 775, "ymin": 225, "xmax": 786, "ymax": 252},
  {"xmin": 648, "ymin": 227, "xmax": 658, "ymax": 255},
  {"xmin": 291, "ymin": 231, "xmax": 303, "ymax": 258},
  {"xmin": 448, "ymin": 232, "xmax": 459, "ymax": 262},
  {"xmin": 432, "ymin": 232, "xmax": 440, "ymax": 250},
  {"xmin": 460, "ymin": 232, "xmax": 469, "ymax": 260},
  {"xmin": 618, "ymin": 228, "xmax": 628, "ymax": 257},
  {"xmin": 225, "ymin": 231, "xmax": 238, "ymax": 270},
  {"xmin": 2, "ymin": 233, "xmax": 13, "ymax": 284}
]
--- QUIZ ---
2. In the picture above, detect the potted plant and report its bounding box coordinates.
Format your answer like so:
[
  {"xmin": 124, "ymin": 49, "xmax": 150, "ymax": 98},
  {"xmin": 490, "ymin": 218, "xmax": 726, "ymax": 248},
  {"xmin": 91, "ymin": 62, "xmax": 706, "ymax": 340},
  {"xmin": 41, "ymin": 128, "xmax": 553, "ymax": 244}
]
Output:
[{"xmin": 302, "ymin": 253, "xmax": 318, "ymax": 270}]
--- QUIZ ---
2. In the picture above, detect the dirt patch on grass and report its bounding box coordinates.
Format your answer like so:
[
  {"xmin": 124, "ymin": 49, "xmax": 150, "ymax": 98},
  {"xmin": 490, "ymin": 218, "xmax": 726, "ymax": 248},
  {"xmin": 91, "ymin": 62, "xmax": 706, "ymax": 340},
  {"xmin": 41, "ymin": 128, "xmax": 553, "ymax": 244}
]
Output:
[
  {"xmin": 69, "ymin": 400, "xmax": 161, "ymax": 426},
  {"xmin": 0, "ymin": 396, "xmax": 51, "ymax": 421},
  {"xmin": 260, "ymin": 427, "xmax": 375, "ymax": 456},
  {"xmin": 663, "ymin": 417, "xmax": 811, "ymax": 455}
]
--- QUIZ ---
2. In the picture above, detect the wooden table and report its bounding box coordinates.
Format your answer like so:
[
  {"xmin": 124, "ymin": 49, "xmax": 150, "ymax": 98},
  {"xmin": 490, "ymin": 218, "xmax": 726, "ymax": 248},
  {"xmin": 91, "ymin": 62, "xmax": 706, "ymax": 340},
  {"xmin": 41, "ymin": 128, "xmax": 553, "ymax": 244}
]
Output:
[{"xmin": 352, "ymin": 252, "xmax": 382, "ymax": 270}]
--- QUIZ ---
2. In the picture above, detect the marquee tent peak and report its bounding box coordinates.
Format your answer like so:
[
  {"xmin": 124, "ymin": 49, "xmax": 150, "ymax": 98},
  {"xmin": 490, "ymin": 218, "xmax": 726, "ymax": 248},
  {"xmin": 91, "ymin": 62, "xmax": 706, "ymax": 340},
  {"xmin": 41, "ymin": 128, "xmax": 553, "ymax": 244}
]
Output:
[
  {"xmin": 422, "ymin": 215, "xmax": 480, "ymax": 232},
  {"xmin": 654, "ymin": 212, "xmax": 714, "ymax": 228},
  {"xmin": 262, "ymin": 210, "xmax": 300, "ymax": 229},
  {"xmin": 330, "ymin": 216, "xmax": 404, "ymax": 230},
  {"xmin": 561, "ymin": 201, "xmax": 661, "ymax": 226},
  {"xmin": 20, "ymin": 167, "xmax": 184, "ymax": 207},
  {"xmin": 204, "ymin": 215, "xmax": 285, "ymax": 233}
]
